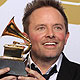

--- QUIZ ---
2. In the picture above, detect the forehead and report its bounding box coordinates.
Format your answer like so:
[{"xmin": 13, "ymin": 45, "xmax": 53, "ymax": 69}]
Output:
[{"xmin": 29, "ymin": 7, "xmax": 64, "ymax": 23}]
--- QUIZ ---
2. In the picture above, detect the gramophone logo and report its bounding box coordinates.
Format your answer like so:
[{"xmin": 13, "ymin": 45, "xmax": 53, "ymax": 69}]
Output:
[
  {"xmin": 0, "ymin": 0, "xmax": 7, "ymax": 6},
  {"xmin": 61, "ymin": 0, "xmax": 80, "ymax": 24}
]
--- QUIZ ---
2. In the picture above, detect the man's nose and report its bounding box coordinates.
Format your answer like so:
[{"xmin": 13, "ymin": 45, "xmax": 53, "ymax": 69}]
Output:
[{"xmin": 46, "ymin": 28, "xmax": 55, "ymax": 38}]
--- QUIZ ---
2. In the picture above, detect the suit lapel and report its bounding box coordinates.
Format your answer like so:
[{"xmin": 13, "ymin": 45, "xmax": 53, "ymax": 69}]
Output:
[{"xmin": 56, "ymin": 53, "xmax": 76, "ymax": 80}]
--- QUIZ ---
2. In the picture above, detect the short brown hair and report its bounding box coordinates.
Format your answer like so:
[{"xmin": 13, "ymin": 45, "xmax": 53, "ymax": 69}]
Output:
[{"xmin": 22, "ymin": 0, "xmax": 68, "ymax": 34}]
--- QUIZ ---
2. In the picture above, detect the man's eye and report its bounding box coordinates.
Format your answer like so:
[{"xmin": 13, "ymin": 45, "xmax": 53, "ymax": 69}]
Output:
[
  {"xmin": 37, "ymin": 27, "xmax": 45, "ymax": 30},
  {"xmin": 54, "ymin": 26, "xmax": 62, "ymax": 30}
]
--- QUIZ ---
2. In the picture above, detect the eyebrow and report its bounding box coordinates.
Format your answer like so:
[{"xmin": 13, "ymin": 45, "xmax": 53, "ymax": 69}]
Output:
[
  {"xmin": 53, "ymin": 23, "xmax": 64, "ymax": 28},
  {"xmin": 35, "ymin": 24, "xmax": 46, "ymax": 29},
  {"xmin": 36, "ymin": 24, "xmax": 46, "ymax": 27}
]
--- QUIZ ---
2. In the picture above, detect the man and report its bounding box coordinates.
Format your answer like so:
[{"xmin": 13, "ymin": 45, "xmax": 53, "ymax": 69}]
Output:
[
  {"xmin": 0, "ymin": 0, "xmax": 80, "ymax": 80},
  {"xmin": 18, "ymin": 0, "xmax": 80, "ymax": 80}
]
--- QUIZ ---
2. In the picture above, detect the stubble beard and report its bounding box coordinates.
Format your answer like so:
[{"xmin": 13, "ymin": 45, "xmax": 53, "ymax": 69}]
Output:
[{"xmin": 30, "ymin": 50, "xmax": 60, "ymax": 63}]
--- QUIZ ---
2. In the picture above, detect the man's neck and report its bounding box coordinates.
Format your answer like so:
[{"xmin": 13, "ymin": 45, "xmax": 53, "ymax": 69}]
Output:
[{"xmin": 31, "ymin": 54, "xmax": 59, "ymax": 74}]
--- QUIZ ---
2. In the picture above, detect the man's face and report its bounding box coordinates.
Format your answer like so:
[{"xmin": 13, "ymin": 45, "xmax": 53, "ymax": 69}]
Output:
[{"xmin": 28, "ymin": 7, "xmax": 69, "ymax": 60}]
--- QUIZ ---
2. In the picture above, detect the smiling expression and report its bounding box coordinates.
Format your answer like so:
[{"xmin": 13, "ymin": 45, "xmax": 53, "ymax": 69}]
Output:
[{"xmin": 28, "ymin": 7, "xmax": 69, "ymax": 60}]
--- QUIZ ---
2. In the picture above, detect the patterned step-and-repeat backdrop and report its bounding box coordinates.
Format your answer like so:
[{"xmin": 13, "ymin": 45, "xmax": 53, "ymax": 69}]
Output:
[{"xmin": 0, "ymin": 0, "xmax": 80, "ymax": 63}]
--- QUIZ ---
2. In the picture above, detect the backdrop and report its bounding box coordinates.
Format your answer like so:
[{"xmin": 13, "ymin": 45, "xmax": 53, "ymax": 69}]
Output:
[{"xmin": 0, "ymin": 0, "xmax": 80, "ymax": 64}]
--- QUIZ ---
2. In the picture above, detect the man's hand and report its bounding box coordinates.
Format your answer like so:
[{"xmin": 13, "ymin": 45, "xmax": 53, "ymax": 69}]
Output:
[
  {"xmin": 0, "ymin": 67, "xmax": 17, "ymax": 80},
  {"xmin": 0, "ymin": 67, "xmax": 10, "ymax": 75},
  {"xmin": 18, "ymin": 67, "xmax": 46, "ymax": 80}
]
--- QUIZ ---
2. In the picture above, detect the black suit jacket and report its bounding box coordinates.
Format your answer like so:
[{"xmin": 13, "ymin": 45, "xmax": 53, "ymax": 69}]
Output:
[{"xmin": 57, "ymin": 53, "xmax": 80, "ymax": 80}]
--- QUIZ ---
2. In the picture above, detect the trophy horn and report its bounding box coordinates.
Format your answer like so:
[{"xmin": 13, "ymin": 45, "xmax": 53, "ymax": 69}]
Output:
[{"xmin": 2, "ymin": 17, "xmax": 31, "ymax": 54}]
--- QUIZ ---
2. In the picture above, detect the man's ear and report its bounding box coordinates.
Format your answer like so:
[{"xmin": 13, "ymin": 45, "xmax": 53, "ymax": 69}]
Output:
[
  {"xmin": 22, "ymin": 32, "xmax": 29, "ymax": 43},
  {"xmin": 23, "ymin": 32, "xmax": 29, "ymax": 37},
  {"xmin": 65, "ymin": 32, "xmax": 69, "ymax": 45}
]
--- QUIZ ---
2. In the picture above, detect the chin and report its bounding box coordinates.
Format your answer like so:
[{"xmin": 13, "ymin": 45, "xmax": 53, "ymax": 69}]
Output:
[
  {"xmin": 41, "ymin": 55, "xmax": 59, "ymax": 62},
  {"xmin": 45, "ymin": 53, "xmax": 60, "ymax": 59}
]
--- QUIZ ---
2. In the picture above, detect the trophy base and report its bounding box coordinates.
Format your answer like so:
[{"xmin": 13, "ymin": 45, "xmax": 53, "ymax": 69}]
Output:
[{"xmin": 0, "ymin": 57, "xmax": 27, "ymax": 76}]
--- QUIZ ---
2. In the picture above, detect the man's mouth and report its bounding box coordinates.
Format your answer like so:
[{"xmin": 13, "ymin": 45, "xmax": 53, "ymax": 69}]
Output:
[{"xmin": 43, "ymin": 42, "xmax": 58, "ymax": 46}]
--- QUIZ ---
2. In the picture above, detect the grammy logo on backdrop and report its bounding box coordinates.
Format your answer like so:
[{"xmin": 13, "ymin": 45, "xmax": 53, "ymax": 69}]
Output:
[{"xmin": 0, "ymin": 17, "xmax": 31, "ymax": 76}]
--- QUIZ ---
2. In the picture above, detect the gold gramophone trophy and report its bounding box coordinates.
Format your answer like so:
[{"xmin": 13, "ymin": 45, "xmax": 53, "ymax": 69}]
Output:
[{"xmin": 0, "ymin": 17, "xmax": 31, "ymax": 76}]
